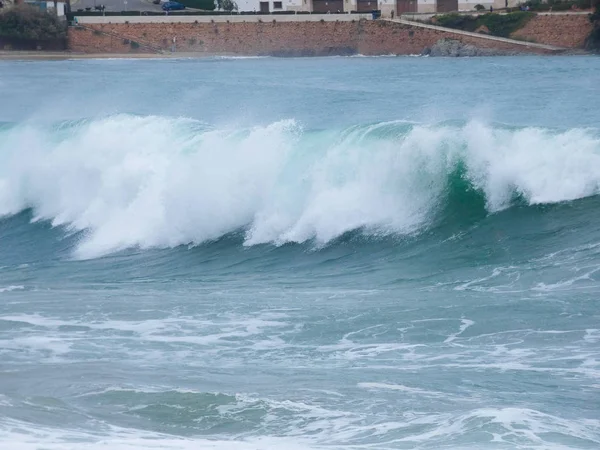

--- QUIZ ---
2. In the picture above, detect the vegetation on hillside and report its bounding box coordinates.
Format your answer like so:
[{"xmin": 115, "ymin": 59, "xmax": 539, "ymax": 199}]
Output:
[
  {"xmin": 178, "ymin": 0, "xmax": 216, "ymax": 10},
  {"xmin": 432, "ymin": 12, "xmax": 534, "ymax": 38},
  {"xmin": 0, "ymin": 5, "xmax": 66, "ymax": 40},
  {"xmin": 217, "ymin": 0, "xmax": 238, "ymax": 11},
  {"xmin": 586, "ymin": 3, "xmax": 600, "ymax": 51},
  {"xmin": 522, "ymin": 0, "xmax": 593, "ymax": 11}
]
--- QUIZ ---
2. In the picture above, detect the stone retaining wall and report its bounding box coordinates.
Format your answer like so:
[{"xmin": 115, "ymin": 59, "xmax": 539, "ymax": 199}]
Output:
[
  {"xmin": 511, "ymin": 14, "xmax": 593, "ymax": 49},
  {"xmin": 68, "ymin": 20, "xmax": 557, "ymax": 56}
]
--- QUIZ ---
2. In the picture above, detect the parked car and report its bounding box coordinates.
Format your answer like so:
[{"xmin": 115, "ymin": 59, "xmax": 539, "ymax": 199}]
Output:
[{"xmin": 162, "ymin": 1, "xmax": 185, "ymax": 10}]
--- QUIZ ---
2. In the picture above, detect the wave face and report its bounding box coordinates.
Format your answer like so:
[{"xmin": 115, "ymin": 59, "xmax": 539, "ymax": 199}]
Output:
[{"xmin": 1, "ymin": 115, "xmax": 599, "ymax": 259}]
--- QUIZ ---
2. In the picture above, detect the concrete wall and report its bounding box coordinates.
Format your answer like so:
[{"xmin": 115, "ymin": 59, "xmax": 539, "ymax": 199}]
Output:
[{"xmin": 68, "ymin": 19, "xmax": 557, "ymax": 55}]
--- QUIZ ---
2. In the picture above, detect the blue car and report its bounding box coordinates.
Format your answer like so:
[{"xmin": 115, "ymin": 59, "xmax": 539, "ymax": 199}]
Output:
[{"xmin": 162, "ymin": 1, "xmax": 185, "ymax": 10}]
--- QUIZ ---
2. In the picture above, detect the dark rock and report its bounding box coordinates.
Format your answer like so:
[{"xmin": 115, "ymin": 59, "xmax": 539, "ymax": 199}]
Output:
[{"xmin": 425, "ymin": 38, "xmax": 516, "ymax": 57}]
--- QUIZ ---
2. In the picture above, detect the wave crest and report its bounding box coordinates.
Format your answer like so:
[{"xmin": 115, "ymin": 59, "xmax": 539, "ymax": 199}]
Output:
[{"xmin": 0, "ymin": 115, "xmax": 599, "ymax": 259}]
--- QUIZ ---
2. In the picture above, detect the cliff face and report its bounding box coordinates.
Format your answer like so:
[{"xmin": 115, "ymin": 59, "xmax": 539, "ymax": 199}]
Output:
[
  {"xmin": 68, "ymin": 20, "xmax": 558, "ymax": 56},
  {"xmin": 510, "ymin": 14, "xmax": 593, "ymax": 49}
]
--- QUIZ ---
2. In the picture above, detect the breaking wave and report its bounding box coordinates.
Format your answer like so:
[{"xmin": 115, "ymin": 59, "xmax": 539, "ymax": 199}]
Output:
[{"xmin": 0, "ymin": 115, "xmax": 599, "ymax": 259}]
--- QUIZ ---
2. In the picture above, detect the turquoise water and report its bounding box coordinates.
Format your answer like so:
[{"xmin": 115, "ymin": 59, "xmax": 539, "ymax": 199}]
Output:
[{"xmin": 0, "ymin": 56, "xmax": 599, "ymax": 449}]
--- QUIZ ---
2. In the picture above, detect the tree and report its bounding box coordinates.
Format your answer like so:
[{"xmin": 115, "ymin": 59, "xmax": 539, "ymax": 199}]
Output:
[
  {"xmin": 0, "ymin": 4, "xmax": 66, "ymax": 40},
  {"xmin": 221, "ymin": 0, "xmax": 237, "ymax": 11}
]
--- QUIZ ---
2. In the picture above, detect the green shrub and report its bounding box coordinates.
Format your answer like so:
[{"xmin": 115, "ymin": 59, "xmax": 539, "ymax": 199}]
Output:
[
  {"xmin": 586, "ymin": 4, "xmax": 600, "ymax": 52},
  {"xmin": 474, "ymin": 4, "xmax": 485, "ymax": 10},
  {"xmin": 0, "ymin": 4, "xmax": 66, "ymax": 40},
  {"xmin": 548, "ymin": 2, "xmax": 576, "ymax": 10},
  {"xmin": 179, "ymin": 0, "xmax": 216, "ymax": 9},
  {"xmin": 524, "ymin": 0, "xmax": 591, "ymax": 11},
  {"xmin": 574, "ymin": 0, "xmax": 591, "ymax": 8},
  {"xmin": 591, "ymin": 4, "xmax": 600, "ymax": 22},
  {"xmin": 130, "ymin": 41, "xmax": 140, "ymax": 49},
  {"xmin": 587, "ymin": 25, "xmax": 600, "ymax": 51},
  {"xmin": 220, "ymin": 0, "xmax": 238, "ymax": 11},
  {"xmin": 433, "ymin": 11, "xmax": 534, "ymax": 37},
  {"xmin": 435, "ymin": 13, "xmax": 478, "ymax": 31},
  {"xmin": 479, "ymin": 12, "xmax": 534, "ymax": 37}
]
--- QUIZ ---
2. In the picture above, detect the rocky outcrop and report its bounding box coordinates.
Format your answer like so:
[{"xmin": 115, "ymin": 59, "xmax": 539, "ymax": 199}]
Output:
[{"xmin": 421, "ymin": 38, "xmax": 514, "ymax": 57}]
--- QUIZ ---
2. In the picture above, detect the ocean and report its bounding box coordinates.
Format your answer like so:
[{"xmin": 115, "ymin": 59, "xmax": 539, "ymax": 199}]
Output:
[{"xmin": 0, "ymin": 55, "xmax": 599, "ymax": 449}]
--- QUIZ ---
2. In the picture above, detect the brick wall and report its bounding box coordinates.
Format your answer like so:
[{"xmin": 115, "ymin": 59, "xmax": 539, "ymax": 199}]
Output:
[
  {"xmin": 511, "ymin": 14, "xmax": 593, "ymax": 49},
  {"xmin": 68, "ymin": 20, "xmax": 560, "ymax": 56}
]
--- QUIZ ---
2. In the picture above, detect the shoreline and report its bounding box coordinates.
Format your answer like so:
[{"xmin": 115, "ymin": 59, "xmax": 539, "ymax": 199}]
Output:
[
  {"xmin": 0, "ymin": 49, "xmax": 591, "ymax": 61},
  {"xmin": 0, "ymin": 51, "xmax": 184, "ymax": 61}
]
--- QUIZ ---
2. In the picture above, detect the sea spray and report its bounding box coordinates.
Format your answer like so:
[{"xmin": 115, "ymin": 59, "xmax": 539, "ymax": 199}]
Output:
[{"xmin": 0, "ymin": 115, "xmax": 599, "ymax": 259}]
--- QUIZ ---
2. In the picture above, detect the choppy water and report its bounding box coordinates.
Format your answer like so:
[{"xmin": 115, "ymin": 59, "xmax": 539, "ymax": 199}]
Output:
[{"xmin": 1, "ymin": 56, "xmax": 600, "ymax": 449}]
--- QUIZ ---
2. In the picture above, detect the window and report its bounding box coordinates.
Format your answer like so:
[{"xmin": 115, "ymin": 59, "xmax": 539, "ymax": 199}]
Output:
[{"xmin": 273, "ymin": 1, "xmax": 283, "ymax": 8}]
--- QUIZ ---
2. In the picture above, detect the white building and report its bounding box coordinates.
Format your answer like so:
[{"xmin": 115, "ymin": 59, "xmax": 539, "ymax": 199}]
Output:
[
  {"xmin": 235, "ymin": 0, "xmax": 519, "ymax": 14},
  {"xmin": 24, "ymin": 0, "xmax": 67, "ymax": 15}
]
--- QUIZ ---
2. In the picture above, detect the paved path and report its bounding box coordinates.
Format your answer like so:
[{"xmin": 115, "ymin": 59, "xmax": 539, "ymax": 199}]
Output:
[{"xmin": 386, "ymin": 18, "xmax": 567, "ymax": 52}]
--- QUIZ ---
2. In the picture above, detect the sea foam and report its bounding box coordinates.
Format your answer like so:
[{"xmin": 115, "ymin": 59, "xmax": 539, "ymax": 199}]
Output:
[{"xmin": 0, "ymin": 115, "xmax": 599, "ymax": 259}]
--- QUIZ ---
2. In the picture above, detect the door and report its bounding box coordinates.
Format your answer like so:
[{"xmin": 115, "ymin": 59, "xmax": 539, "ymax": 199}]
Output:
[
  {"xmin": 436, "ymin": 0, "xmax": 458, "ymax": 12},
  {"xmin": 259, "ymin": 1, "xmax": 269, "ymax": 12},
  {"xmin": 312, "ymin": 0, "xmax": 344, "ymax": 12},
  {"xmin": 356, "ymin": 0, "xmax": 377, "ymax": 11},
  {"xmin": 396, "ymin": 0, "xmax": 416, "ymax": 14}
]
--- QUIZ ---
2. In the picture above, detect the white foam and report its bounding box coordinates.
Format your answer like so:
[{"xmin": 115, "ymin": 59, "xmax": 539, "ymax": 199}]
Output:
[
  {"xmin": 1, "ymin": 336, "xmax": 72, "ymax": 355},
  {"xmin": 0, "ymin": 285, "xmax": 24, "ymax": 293},
  {"xmin": 213, "ymin": 56, "xmax": 271, "ymax": 60},
  {"xmin": 533, "ymin": 267, "xmax": 600, "ymax": 292},
  {"xmin": 0, "ymin": 313, "xmax": 291, "ymax": 361},
  {"xmin": 584, "ymin": 329, "xmax": 600, "ymax": 343},
  {"xmin": 0, "ymin": 394, "xmax": 11, "ymax": 407},
  {"xmin": 1, "ymin": 116, "xmax": 599, "ymax": 258},
  {"xmin": 454, "ymin": 266, "xmax": 522, "ymax": 292},
  {"xmin": 357, "ymin": 382, "xmax": 446, "ymax": 397},
  {"xmin": 0, "ymin": 314, "xmax": 73, "ymax": 327},
  {"xmin": 0, "ymin": 424, "xmax": 322, "ymax": 450},
  {"xmin": 390, "ymin": 407, "xmax": 600, "ymax": 446},
  {"xmin": 444, "ymin": 319, "xmax": 475, "ymax": 344}
]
